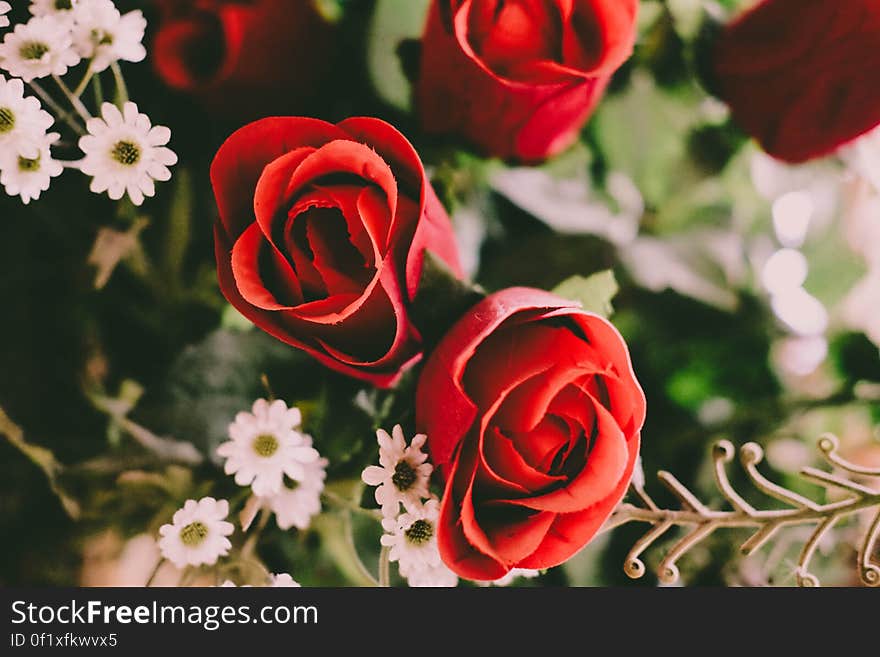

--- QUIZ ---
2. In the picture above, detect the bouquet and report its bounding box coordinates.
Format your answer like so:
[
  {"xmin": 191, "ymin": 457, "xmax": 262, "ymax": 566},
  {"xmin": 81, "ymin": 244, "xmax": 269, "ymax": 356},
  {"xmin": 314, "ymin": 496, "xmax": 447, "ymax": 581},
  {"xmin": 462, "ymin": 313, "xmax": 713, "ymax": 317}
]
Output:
[{"xmin": 1, "ymin": 0, "xmax": 878, "ymax": 589}]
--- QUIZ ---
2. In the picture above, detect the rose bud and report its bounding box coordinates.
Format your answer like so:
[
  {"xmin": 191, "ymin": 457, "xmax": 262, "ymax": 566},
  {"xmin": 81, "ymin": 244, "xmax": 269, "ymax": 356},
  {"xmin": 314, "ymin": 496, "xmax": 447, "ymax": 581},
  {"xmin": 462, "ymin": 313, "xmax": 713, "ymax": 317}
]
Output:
[
  {"xmin": 714, "ymin": 0, "xmax": 880, "ymax": 163},
  {"xmin": 211, "ymin": 117, "xmax": 463, "ymax": 388},
  {"xmin": 152, "ymin": 0, "xmax": 332, "ymax": 118},
  {"xmin": 416, "ymin": 0, "xmax": 639, "ymax": 162},
  {"xmin": 416, "ymin": 287, "xmax": 646, "ymax": 580}
]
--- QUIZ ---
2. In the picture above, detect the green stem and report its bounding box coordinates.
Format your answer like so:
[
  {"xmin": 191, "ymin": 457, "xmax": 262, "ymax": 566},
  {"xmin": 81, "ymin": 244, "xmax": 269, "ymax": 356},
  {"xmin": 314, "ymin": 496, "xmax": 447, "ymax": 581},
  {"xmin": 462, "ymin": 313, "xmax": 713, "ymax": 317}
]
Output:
[
  {"xmin": 241, "ymin": 508, "xmax": 271, "ymax": 559},
  {"xmin": 378, "ymin": 545, "xmax": 391, "ymax": 587},
  {"xmin": 27, "ymin": 80, "xmax": 85, "ymax": 136},
  {"xmin": 92, "ymin": 74, "xmax": 104, "ymax": 107},
  {"xmin": 321, "ymin": 489, "xmax": 383, "ymax": 520},
  {"xmin": 343, "ymin": 511, "xmax": 380, "ymax": 587},
  {"xmin": 110, "ymin": 61, "xmax": 129, "ymax": 105},
  {"xmin": 53, "ymin": 74, "xmax": 92, "ymax": 122},
  {"xmin": 145, "ymin": 558, "xmax": 164, "ymax": 587},
  {"xmin": 73, "ymin": 65, "xmax": 95, "ymax": 97}
]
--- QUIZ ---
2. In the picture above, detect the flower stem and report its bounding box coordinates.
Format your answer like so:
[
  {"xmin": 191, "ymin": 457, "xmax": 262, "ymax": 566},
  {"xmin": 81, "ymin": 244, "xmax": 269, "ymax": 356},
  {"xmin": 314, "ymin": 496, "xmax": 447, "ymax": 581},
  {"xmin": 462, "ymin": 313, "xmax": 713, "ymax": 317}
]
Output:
[
  {"xmin": 92, "ymin": 74, "xmax": 104, "ymax": 107},
  {"xmin": 53, "ymin": 74, "xmax": 92, "ymax": 122},
  {"xmin": 321, "ymin": 489, "xmax": 383, "ymax": 520},
  {"xmin": 73, "ymin": 65, "xmax": 95, "ymax": 98},
  {"xmin": 145, "ymin": 558, "xmax": 164, "ymax": 587},
  {"xmin": 110, "ymin": 61, "xmax": 129, "ymax": 105},
  {"xmin": 378, "ymin": 545, "xmax": 391, "ymax": 587},
  {"xmin": 241, "ymin": 508, "xmax": 271, "ymax": 559},
  {"xmin": 27, "ymin": 80, "xmax": 85, "ymax": 136},
  {"xmin": 343, "ymin": 511, "xmax": 380, "ymax": 587}
]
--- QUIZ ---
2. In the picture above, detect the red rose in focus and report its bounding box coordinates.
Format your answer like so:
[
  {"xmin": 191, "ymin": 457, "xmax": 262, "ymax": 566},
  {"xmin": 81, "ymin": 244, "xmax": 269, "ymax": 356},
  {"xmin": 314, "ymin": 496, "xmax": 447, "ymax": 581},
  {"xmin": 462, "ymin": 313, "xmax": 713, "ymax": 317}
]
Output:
[
  {"xmin": 714, "ymin": 0, "xmax": 880, "ymax": 163},
  {"xmin": 152, "ymin": 0, "xmax": 331, "ymax": 117},
  {"xmin": 211, "ymin": 117, "xmax": 462, "ymax": 388},
  {"xmin": 416, "ymin": 288, "xmax": 646, "ymax": 579},
  {"xmin": 417, "ymin": 0, "xmax": 639, "ymax": 161}
]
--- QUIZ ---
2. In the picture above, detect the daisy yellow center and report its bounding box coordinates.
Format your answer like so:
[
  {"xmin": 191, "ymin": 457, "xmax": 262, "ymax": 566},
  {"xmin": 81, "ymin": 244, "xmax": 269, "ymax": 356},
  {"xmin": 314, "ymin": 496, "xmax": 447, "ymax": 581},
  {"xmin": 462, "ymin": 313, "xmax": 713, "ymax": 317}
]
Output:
[
  {"xmin": 253, "ymin": 433, "xmax": 279, "ymax": 458},
  {"xmin": 111, "ymin": 140, "xmax": 141, "ymax": 166},
  {"xmin": 179, "ymin": 521, "xmax": 208, "ymax": 547},
  {"xmin": 404, "ymin": 519, "xmax": 434, "ymax": 546},
  {"xmin": 56, "ymin": 0, "xmax": 73, "ymax": 9},
  {"xmin": 18, "ymin": 154, "xmax": 41, "ymax": 172},
  {"xmin": 392, "ymin": 460, "xmax": 417, "ymax": 492},
  {"xmin": 91, "ymin": 29, "xmax": 114, "ymax": 46},
  {"xmin": 20, "ymin": 41, "xmax": 50, "ymax": 61},
  {"xmin": 0, "ymin": 107, "xmax": 14, "ymax": 133}
]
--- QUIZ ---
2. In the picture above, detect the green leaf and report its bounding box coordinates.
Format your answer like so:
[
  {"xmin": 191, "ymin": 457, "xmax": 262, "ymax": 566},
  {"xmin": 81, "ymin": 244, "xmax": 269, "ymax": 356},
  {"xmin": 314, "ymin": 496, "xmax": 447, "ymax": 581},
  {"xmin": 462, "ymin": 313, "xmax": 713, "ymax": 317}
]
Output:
[
  {"xmin": 135, "ymin": 329, "xmax": 319, "ymax": 464},
  {"xmin": 0, "ymin": 407, "xmax": 81, "ymax": 519},
  {"xmin": 552, "ymin": 270, "xmax": 620, "ymax": 319},
  {"xmin": 367, "ymin": 0, "xmax": 431, "ymax": 111}
]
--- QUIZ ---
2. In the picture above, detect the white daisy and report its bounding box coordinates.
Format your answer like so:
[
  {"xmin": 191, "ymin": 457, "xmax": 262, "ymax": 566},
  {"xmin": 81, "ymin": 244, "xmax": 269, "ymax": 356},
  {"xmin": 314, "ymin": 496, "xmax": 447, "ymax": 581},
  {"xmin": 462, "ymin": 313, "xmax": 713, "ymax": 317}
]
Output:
[
  {"xmin": 0, "ymin": 130, "xmax": 62, "ymax": 204},
  {"xmin": 406, "ymin": 564, "xmax": 458, "ymax": 588},
  {"xmin": 0, "ymin": 2, "xmax": 11, "ymax": 30},
  {"xmin": 30, "ymin": 0, "xmax": 79, "ymax": 18},
  {"xmin": 78, "ymin": 101, "xmax": 177, "ymax": 206},
  {"xmin": 217, "ymin": 398, "xmax": 320, "ymax": 498},
  {"xmin": 362, "ymin": 425, "xmax": 433, "ymax": 517},
  {"xmin": 269, "ymin": 573, "xmax": 300, "ymax": 587},
  {"xmin": 489, "ymin": 568, "xmax": 541, "ymax": 587},
  {"xmin": 71, "ymin": 0, "xmax": 146, "ymax": 73},
  {"xmin": 157, "ymin": 497, "xmax": 234, "ymax": 569},
  {"xmin": 0, "ymin": 76, "xmax": 54, "ymax": 160},
  {"xmin": 263, "ymin": 451, "xmax": 327, "ymax": 531},
  {"xmin": 381, "ymin": 498, "xmax": 443, "ymax": 578},
  {"xmin": 0, "ymin": 15, "xmax": 81, "ymax": 81}
]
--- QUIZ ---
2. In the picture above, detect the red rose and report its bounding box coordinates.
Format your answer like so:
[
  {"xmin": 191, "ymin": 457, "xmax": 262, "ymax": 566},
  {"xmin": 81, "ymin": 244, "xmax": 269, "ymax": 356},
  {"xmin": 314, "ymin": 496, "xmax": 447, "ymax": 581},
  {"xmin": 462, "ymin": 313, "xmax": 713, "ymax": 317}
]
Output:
[
  {"xmin": 211, "ymin": 117, "xmax": 462, "ymax": 388},
  {"xmin": 416, "ymin": 288, "xmax": 645, "ymax": 579},
  {"xmin": 416, "ymin": 0, "xmax": 639, "ymax": 161},
  {"xmin": 152, "ymin": 0, "xmax": 331, "ymax": 117},
  {"xmin": 714, "ymin": 0, "xmax": 880, "ymax": 163}
]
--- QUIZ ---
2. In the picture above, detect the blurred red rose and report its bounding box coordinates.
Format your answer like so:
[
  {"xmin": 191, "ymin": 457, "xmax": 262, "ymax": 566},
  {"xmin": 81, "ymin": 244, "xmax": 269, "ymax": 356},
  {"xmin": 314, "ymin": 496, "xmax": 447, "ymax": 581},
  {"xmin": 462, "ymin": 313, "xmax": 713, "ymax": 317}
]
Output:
[
  {"xmin": 714, "ymin": 0, "xmax": 880, "ymax": 163},
  {"xmin": 416, "ymin": 287, "xmax": 646, "ymax": 579},
  {"xmin": 416, "ymin": 0, "xmax": 639, "ymax": 161},
  {"xmin": 211, "ymin": 116, "xmax": 462, "ymax": 388},
  {"xmin": 152, "ymin": 0, "xmax": 332, "ymax": 118}
]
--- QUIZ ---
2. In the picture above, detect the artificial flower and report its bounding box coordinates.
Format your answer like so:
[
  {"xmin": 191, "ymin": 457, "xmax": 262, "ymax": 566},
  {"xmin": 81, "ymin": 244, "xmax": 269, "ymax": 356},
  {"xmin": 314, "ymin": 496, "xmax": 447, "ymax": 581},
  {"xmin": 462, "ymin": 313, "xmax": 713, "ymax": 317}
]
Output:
[
  {"xmin": 0, "ymin": 129, "xmax": 62, "ymax": 203},
  {"xmin": 362, "ymin": 425, "xmax": 433, "ymax": 517},
  {"xmin": 0, "ymin": 15, "xmax": 81, "ymax": 81},
  {"xmin": 71, "ymin": 0, "xmax": 147, "ymax": 72},
  {"xmin": 78, "ymin": 101, "xmax": 177, "ymax": 206},
  {"xmin": 217, "ymin": 398, "xmax": 320, "ymax": 497},
  {"xmin": 157, "ymin": 497, "xmax": 234, "ymax": 569}
]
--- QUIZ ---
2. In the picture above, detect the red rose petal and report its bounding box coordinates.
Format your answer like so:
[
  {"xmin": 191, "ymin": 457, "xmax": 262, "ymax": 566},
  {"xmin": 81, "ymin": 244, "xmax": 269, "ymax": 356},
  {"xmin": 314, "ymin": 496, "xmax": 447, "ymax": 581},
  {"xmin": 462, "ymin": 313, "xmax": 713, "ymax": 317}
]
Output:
[
  {"xmin": 437, "ymin": 450, "xmax": 509, "ymax": 580},
  {"xmin": 304, "ymin": 208, "xmax": 373, "ymax": 296},
  {"xmin": 479, "ymin": 425, "xmax": 565, "ymax": 495},
  {"xmin": 230, "ymin": 222, "xmax": 303, "ymax": 310},
  {"xmin": 714, "ymin": 0, "xmax": 880, "ymax": 162},
  {"xmin": 418, "ymin": 288, "xmax": 582, "ymax": 467},
  {"xmin": 498, "ymin": 394, "xmax": 627, "ymax": 513},
  {"xmin": 284, "ymin": 140, "xmax": 398, "ymax": 221},
  {"xmin": 562, "ymin": 0, "xmax": 639, "ymax": 75},
  {"xmin": 518, "ymin": 431, "xmax": 640, "ymax": 569},
  {"xmin": 478, "ymin": 504, "xmax": 557, "ymax": 565},
  {"xmin": 463, "ymin": 321, "xmax": 592, "ymax": 411},
  {"xmin": 355, "ymin": 185, "xmax": 393, "ymax": 258},
  {"xmin": 313, "ymin": 266, "xmax": 411, "ymax": 367},
  {"xmin": 211, "ymin": 118, "xmax": 345, "ymax": 239},
  {"xmin": 253, "ymin": 147, "xmax": 317, "ymax": 244}
]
